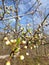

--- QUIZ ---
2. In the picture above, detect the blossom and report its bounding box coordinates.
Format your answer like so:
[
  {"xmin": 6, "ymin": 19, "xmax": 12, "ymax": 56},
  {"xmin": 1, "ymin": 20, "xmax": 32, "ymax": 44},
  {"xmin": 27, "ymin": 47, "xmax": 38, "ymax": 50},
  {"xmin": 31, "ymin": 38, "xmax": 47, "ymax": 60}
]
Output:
[
  {"xmin": 26, "ymin": 52, "xmax": 29, "ymax": 56},
  {"xmin": 6, "ymin": 61, "xmax": 11, "ymax": 65},
  {"xmin": 34, "ymin": 45, "xmax": 36, "ymax": 48},
  {"xmin": 4, "ymin": 37, "xmax": 8, "ymax": 41},
  {"xmin": 30, "ymin": 47, "xmax": 33, "ymax": 49},
  {"xmin": 20, "ymin": 55, "xmax": 24, "ymax": 60},
  {"xmin": 5, "ymin": 40, "xmax": 11, "ymax": 45},
  {"xmin": 22, "ymin": 40, "xmax": 26, "ymax": 44},
  {"xmin": 24, "ymin": 46, "xmax": 27, "ymax": 49},
  {"xmin": 10, "ymin": 39, "xmax": 16, "ymax": 43}
]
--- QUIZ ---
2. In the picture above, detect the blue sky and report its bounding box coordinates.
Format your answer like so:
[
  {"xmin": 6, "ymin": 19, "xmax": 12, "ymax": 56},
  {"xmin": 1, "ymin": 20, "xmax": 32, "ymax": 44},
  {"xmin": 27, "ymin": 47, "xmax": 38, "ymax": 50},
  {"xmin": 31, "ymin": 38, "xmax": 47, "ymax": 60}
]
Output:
[{"xmin": 0, "ymin": 0, "xmax": 49, "ymax": 33}]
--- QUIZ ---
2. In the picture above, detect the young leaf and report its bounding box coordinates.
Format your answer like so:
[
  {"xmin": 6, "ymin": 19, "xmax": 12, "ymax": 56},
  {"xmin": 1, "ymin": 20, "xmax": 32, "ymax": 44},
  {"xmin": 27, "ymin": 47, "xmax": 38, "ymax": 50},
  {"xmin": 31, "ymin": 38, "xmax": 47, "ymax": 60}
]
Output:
[{"xmin": 16, "ymin": 38, "xmax": 21, "ymax": 46}]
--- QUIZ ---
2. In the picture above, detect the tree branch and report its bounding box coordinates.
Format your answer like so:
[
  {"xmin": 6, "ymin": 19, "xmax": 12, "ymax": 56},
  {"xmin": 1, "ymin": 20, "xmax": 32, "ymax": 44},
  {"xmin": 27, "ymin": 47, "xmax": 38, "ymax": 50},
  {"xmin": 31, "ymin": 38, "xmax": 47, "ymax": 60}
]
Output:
[
  {"xmin": 33, "ymin": 13, "xmax": 49, "ymax": 36},
  {"xmin": 0, "ymin": 52, "xmax": 20, "ymax": 59},
  {"xmin": 1, "ymin": 3, "xmax": 41, "ymax": 21}
]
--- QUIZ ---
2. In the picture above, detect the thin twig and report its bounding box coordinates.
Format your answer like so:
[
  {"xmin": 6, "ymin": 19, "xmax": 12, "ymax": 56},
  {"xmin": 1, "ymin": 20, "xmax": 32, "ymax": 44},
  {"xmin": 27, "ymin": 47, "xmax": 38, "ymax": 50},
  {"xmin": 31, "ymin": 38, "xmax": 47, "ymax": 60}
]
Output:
[{"xmin": 1, "ymin": 3, "xmax": 41, "ymax": 21}]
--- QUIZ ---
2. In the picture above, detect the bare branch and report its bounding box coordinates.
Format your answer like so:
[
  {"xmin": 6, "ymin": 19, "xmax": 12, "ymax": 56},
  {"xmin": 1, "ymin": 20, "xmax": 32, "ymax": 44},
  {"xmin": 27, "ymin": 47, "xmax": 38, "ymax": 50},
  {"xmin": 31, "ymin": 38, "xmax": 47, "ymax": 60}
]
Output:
[
  {"xmin": 0, "ymin": 52, "xmax": 20, "ymax": 59},
  {"xmin": 33, "ymin": 13, "xmax": 49, "ymax": 36},
  {"xmin": 1, "ymin": 3, "xmax": 41, "ymax": 21}
]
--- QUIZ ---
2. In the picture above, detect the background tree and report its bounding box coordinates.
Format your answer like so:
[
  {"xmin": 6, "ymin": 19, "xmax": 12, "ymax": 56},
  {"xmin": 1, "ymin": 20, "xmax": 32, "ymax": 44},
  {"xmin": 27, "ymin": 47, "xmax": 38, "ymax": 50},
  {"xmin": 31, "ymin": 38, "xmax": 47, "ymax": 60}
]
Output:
[{"xmin": 0, "ymin": 0, "xmax": 49, "ymax": 58}]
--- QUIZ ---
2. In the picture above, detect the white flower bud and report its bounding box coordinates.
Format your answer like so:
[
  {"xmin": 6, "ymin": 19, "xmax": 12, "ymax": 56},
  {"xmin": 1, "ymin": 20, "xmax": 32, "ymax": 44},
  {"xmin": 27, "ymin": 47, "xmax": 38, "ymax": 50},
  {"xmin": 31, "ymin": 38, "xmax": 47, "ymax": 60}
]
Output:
[
  {"xmin": 26, "ymin": 52, "xmax": 29, "ymax": 56},
  {"xmin": 4, "ymin": 37, "xmax": 8, "ymax": 41},
  {"xmin": 6, "ymin": 40, "xmax": 11, "ymax": 45},
  {"xmin": 20, "ymin": 55, "xmax": 24, "ymax": 60},
  {"xmin": 22, "ymin": 40, "xmax": 26, "ymax": 44},
  {"xmin": 24, "ymin": 46, "xmax": 27, "ymax": 49},
  {"xmin": 6, "ymin": 61, "xmax": 11, "ymax": 65}
]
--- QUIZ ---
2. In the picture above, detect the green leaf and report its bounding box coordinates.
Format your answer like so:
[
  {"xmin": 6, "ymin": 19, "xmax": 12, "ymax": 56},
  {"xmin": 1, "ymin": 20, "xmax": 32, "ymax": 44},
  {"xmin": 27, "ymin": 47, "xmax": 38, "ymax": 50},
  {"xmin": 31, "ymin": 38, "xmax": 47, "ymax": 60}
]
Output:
[
  {"xmin": 6, "ymin": 10, "xmax": 10, "ymax": 14},
  {"xmin": 15, "ymin": 47, "xmax": 20, "ymax": 53},
  {"xmin": 27, "ymin": 29, "xmax": 32, "ymax": 32},
  {"xmin": 16, "ymin": 38, "xmax": 21, "ymax": 46}
]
